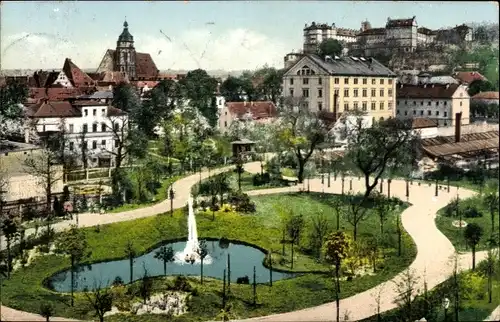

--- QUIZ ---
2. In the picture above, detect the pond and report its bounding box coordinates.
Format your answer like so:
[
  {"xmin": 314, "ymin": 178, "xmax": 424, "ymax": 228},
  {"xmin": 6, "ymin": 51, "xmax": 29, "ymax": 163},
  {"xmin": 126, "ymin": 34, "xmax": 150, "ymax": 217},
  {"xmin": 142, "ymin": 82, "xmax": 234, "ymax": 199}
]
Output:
[{"xmin": 47, "ymin": 239, "xmax": 294, "ymax": 292}]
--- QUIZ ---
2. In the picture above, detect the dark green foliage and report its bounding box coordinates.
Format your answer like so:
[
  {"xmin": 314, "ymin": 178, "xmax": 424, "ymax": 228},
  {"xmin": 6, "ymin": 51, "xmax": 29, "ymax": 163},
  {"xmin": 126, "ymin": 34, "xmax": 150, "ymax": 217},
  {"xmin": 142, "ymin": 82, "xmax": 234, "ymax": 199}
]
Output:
[
  {"xmin": 139, "ymin": 270, "xmax": 153, "ymax": 304},
  {"xmin": 0, "ymin": 79, "xmax": 27, "ymax": 139},
  {"xmin": 39, "ymin": 302, "xmax": 54, "ymax": 321},
  {"xmin": 253, "ymin": 173, "xmax": 271, "ymax": 186},
  {"xmin": 463, "ymin": 206, "xmax": 483, "ymax": 218},
  {"xmin": 468, "ymin": 79, "xmax": 496, "ymax": 97},
  {"xmin": 171, "ymin": 276, "xmax": 193, "ymax": 292},
  {"xmin": 228, "ymin": 191, "xmax": 256, "ymax": 213},
  {"xmin": 112, "ymin": 276, "xmax": 124, "ymax": 287},
  {"xmin": 318, "ymin": 39, "xmax": 343, "ymax": 57}
]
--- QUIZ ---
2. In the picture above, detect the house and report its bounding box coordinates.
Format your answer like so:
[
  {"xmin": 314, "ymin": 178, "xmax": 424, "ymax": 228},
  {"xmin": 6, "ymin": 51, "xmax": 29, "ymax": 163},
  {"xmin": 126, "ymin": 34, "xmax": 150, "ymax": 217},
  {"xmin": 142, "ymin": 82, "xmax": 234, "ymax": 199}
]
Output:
[
  {"xmin": 0, "ymin": 140, "xmax": 64, "ymax": 203},
  {"xmin": 24, "ymin": 100, "xmax": 128, "ymax": 168},
  {"xmin": 282, "ymin": 54, "xmax": 397, "ymax": 122},
  {"xmin": 471, "ymin": 91, "xmax": 499, "ymax": 105},
  {"xmin": 218, "ymin": 101, "xmax": 277, "ymax": 132},
  {"xmin": 453, "ymin": 71, "xmax": 487, "ymax": 85},
  {"xmin": 396, "ymin": 83, "xmax": 470, "ymax": 127},
  {"xmin": 96, "ymin": 21, "xmax": 159, "ymax": 81}
]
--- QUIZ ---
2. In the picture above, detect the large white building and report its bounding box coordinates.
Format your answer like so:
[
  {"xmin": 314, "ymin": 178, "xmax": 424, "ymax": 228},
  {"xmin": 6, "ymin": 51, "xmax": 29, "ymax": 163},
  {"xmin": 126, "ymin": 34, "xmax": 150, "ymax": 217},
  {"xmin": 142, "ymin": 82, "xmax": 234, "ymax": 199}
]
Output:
[
  {"xmin": 303, "ymin": 22, "xmax": 358, "ymax": 54},
  {"xmin": 24, "ymin": 100, "xmax": 128, "ymax": 168}
]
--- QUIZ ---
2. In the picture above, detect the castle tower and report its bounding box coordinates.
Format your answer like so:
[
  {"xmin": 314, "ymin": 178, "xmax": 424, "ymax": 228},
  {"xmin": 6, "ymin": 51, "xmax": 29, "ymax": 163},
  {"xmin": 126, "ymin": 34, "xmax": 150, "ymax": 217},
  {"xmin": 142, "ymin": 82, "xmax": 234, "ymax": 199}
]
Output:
[{"xmin": 115, "ymin": 20, "xmax": 137, "ymax": 80}]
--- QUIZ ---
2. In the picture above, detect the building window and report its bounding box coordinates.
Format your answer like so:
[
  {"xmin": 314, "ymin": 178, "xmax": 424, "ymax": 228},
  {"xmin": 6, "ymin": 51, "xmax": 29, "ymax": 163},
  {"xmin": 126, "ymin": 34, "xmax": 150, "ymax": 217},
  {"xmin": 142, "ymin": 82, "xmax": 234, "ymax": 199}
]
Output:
[
  {"xmin": 397, "ymin": 109, "xmax": 400, "ymax": 114},
  {"xmin": 421, "ymin": 101, "xmax": 424, "ymax": 105},
  {"xmin": 114, "ymin": 123, "xmax": 119, "ymax": 132},
  {"xmin": 83, "ymin": 124, "xmax": 88, "ymax": 133},
  {"xmin": 344, "ymin": 78, "xmax": 349, "ymax": 84},
  {"xmin": 460, "ymin": 101, "xmax": 462, "ymax": 106},
  {"xmin": 101, "ymin": 140, "xmax": 106, "ymax": 147},
  {"xmin": 388, "ymin": 79, "xmax": 393, "ymax": 85},
  {"xmin": 354, "ymin": 78, "xmax": 359, "ymax": 85},
  {"xmin": 380, "ymin": 79, "xmax": 385, "ymax": 85},
  {"xmin": 362, "ymin": 89, "xmax": 367, "ymax": 97},
  {"xmin": 428, "ymin": 110, "xmax": 431, "ymax": 115},
  {"xmin": 435, "ymin": 101, "xmax": 439, "ymax": 106},
  {"xmin": 427, "ymin": 101, "xmax": 431, "ymax": 106},
  {"xmin": 114, "ymin": 139, "xmax": 119, "ymax": 147},
  {"xmin": 102, "ymin": 109, "xmax": 106, "ymax": 116},
  {"xmin": 362, "ymin": 101, "xmax": 367, "ymax": 111},
  {"xmin": 404, "ymin": 111, "xmax": 408, "ymax": 116},
  {"xmin": 380, "ymin": 89, "xmax": 384, "ymax": 97},
  {"xmin": 302, "ymin": 89, "xmax": 309, "ymax": 97},
  {"xmin": 334, "ymin": 78, "xmax": 339, "ymax": 84},
  {"xmin": 420, "ymin": 110, "xmax": 424, "ymax": 116},
  {"xmin": 289, "ymin": 88, "xmax": 294, "ymax": 96},
  {"xmin": 303, "ymin": 101, "xmax": 309, "ymax": 109},
  {"xmin": 92, "ymin": 123, "xmax": 98, "ymax": 132},
  {"xmin": 380, "ymin": 102, "xmax": 384, "ymax": 110},
  {"xmin": 354, "ymin": 89, "xmax": 359, "ymax": 97},
  {"xmin": 444, "ymin": 111, "xmax": 448, "ymax": 117},
  {"xmin": 224, "ymin": 121, "xmax": 227, "ymax": 127},
  {"xmin": 69, "ymin": 124, "xmax": 74, "ymax": 133},
  {"xmin": 388, "ymin": 89, "xmax": 393, "ymax": 96},
  {"xmin": 69, "ymin": 142, "xmax": 74, "ymax": 151},
  {"xmin": 93, "ymin": 109, "xmax": 97, "ymax": 116},
  {"xmin": 371, "ymin": 102, "xmax": 376, "ymax": 110},
  {"xmin": 371, "ymin": 89, "xmax": 376, "ymax": 97},
  {"xmin": 317, "ymin": 102, "xmax": 323, "ymax": 111},
  {"xmin": 84, "ymin": 109, "xmax": 88, "ymax": 116},
  {"xmin": 92, "ymin": 141, "xmax": 97, "ymax": 149},
  {"xmin": 444, "ymin": 101, "xmax": 447, "ymax": 106},
  {"xmin": 318, "ymin": 78, "xmax": 322, "ymax": 85},
  {"xmin": 303, "ymin": 78, "xmax": 309, "ymax": 85},
  {"xmin": 344, "ymin": 88, "xmax": 349, "ymax": 97},
  {"xmin": 388, "ymin": 102, "xmax": 393, "ymax": 110},
  {"xmin": 353, "ymin": 101, "xmax": 359, "ymax": 110},
  {"xmin": 362, "ymin": 78, "xmax": 367, "ymax": 85},
  {"xmin": 334, "ymin": 89, "xmax": 339, "ymax": 96},
  {"xmin": 371, "ymin": 79, "xmax": 376, "ymax": 85},
  {"xmin": 101, "ymin": 123, "xmax": 106, "ymax": 132},
  {"xmin": 318, "ymin": 89, "xmax": 323, "ymax": 98},
  {"xmin": 436, "ymin": 111, "xmax": 440, "ymax": 116},
  {"xmin": 344, "ymin": 102, "xmax": 349, "ymax": 111},
  {"xmin": 444, "ymin": 122, "xmax": 448, "ymax": 126},
  {"xmin": 290, "ymin": 78, "xmax": 294, "ymax": 85},
  {"xmin": 413, "ymin": 101, "xmax": 416, "ymax": 105}
]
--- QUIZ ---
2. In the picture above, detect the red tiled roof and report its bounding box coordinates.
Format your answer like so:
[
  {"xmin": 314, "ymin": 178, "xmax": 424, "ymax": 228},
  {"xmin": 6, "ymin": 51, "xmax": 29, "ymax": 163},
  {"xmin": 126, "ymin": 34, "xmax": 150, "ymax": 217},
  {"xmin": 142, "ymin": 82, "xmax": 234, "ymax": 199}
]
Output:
[
  {"xmin": 226, "ymin": 101, "xmax": 277, "ymax": 119},
  {"xmin": 62, "ymin": 58, "xmax": 95, "ymax": 87},
  {"xmin": 386, "ymin": 17, "xmax": 415, "ymax": 28},
  {"xmin": 136, "ymin": 52, "xmax": 159, "ymax": 79},
  {"xmin": 397, "ymin": 84, "xmax": 460, "ymax": 99},
  {"xmin": 472, "ymin": 91, "xmax": 499, "ymax": 100},
  {"xmin": 358, "ymin": 28, "xmax": 386, "ymax": 36},
  {"xmin": 107, "ymin": 106, "xmax": 127, "ymax": 117},
  {"xmin": 412, "ymin": 118, "xmax": 438, "ymax": 129},
  {"xmin": 27, "ymin": 101, "xmax": 81, "ymax": 118},
  {"xmin": 133, "ymin": 80, "xmax": 159, "ymax": 88},
  {"xmin": 454, "ymin": 71, "xmax": 487, "ymax": 84},
  {"xmin": 29, "ymin": 87, "xmax": 85, "ymax": 101}
]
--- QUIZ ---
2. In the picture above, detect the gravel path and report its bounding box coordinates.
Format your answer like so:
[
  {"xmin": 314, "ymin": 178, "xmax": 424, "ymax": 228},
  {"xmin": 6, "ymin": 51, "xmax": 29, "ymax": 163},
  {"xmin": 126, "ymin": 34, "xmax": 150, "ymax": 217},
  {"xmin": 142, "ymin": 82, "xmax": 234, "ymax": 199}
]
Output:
[{"xmin": 0, "ymin": 162, "xmax": 494, "ymax": 321}]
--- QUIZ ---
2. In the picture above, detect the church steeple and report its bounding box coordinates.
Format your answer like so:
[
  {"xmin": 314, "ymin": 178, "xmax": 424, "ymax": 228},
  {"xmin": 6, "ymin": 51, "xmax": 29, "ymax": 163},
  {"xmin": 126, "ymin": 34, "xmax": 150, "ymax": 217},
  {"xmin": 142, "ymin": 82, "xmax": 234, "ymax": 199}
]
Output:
[{"xmin": 115, "ymin": 20, "xmax": 136, "ymax": 80}]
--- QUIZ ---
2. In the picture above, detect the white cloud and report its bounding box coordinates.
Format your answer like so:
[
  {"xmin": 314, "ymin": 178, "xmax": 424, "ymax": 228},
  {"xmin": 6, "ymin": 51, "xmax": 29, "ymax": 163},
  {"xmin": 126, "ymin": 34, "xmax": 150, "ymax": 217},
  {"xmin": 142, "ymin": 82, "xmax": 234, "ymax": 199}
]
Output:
[{"xmin": 1, "ymin": 28, "xmax": 289, "ymax": 71}]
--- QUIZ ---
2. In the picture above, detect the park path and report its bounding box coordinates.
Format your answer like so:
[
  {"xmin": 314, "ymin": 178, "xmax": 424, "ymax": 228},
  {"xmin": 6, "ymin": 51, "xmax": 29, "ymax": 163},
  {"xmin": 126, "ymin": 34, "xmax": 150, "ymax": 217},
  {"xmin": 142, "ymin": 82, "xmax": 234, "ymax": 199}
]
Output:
[
  {"xmin": 484, "ymin": 305, "xmax": 500, "ymax": 321},
  {"xmin": 0, "ymin": 161, "xmax": 494, "ymax": 321}
]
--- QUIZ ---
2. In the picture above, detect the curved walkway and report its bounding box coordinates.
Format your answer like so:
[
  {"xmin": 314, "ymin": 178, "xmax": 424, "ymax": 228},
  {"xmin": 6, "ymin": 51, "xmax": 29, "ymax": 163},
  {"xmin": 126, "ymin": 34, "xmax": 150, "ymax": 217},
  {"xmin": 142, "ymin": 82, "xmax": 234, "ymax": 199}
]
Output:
[{"xmin": 0, "ymin": 162, "xmax": 494, "ymax": 321}]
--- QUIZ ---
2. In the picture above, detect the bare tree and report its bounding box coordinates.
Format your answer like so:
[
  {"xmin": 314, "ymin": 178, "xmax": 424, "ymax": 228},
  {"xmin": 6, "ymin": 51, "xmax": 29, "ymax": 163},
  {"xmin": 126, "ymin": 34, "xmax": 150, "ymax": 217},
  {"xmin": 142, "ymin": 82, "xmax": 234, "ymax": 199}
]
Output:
[
  {"xmin": 84, "ymin": 283, "xmax": 113, "ymax": 322},
  {"xmin": 78, "ymin": 130, "xmax": 89, "ymax": 170},
  {"xmin": 344, "ymin": 192, "xmax": 368, "ymax": 241},
  {"xmin": 393, "ymin": 267, "xmax": 420, "ymax": 322},
  {"xmin": 23, "ymin": 145, "xmax": 62, "ymax": 215},
  {"xmin": 309, "ymin": 211, "xmax": 330, "ymax": 259}
]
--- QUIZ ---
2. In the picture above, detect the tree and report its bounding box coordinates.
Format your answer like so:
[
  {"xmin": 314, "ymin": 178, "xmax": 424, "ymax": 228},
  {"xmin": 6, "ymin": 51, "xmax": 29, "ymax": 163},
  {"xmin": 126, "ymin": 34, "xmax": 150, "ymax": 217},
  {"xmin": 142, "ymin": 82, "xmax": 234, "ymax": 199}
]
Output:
[
  {"xmin": 23, "ymin": 145, "xmax": 62, "ymax": 215},
  {"xmin": 483, "ymin": 191, "xmax": 499, "ymax": 236},
  {"xmin": 220, "ymin": 76, "xmax": 244, "ymax": 102},
  {"xmin": 393, "ymin": 268, "xmax": 420, "ymax": 322},
  {"xmin": 323, "ymin": 231, "xmax": 351, "ymax": 322},
  {"xmin": 78, "ymin": 130, "xmax": 89, "ymax": 170},
  {"xmin": 331, "ymin": 198, "xmax": 344, "ymax": 231},
  {"xmin": 474, "ymin": 25, "xmax": 491, "ymax": 45},
  {"xmin": 0, "ymin": 80, "xmax": 27, "ymax": 140},
  {"xmin": 106, "ymin": 116, "xmax": 147, "ymax": 170},
  {"xmin": 139, "ymin": 268, "xmax": 153, "ymax": 304},
  {"xmin": 124, "ymin": 240, "xmax": 136, "ymax": 283},
  {"xmin": 112, "ymin": 82, "xmax": 137, "ymax": 112},
  {"xmin": 373, "ymin": 192, "xmax": 390, "ymax": 235},
  {"xmin": 255, "ymin": 67, "xmax": 284, "ymax": 104},
  {"xmin": 154, "ymin": 246, "xmax": 175, "ymax": 276},
  {"xmin": 468, "ymin": 79, "xmax": 495, "ymax": 97},
  {"xmin": 196, "ymin": 239, "xmax": 209, "ymax": 284},
  {"xmin": 344, "ymin": 117, "xmax": 416, "ymax": 200},
  {"xmin": 235, "ymin": 155, "xmax": 245, "ymax": 191},
  {"xmin": 179, "ymin": 69, "xmax": 218, "ymax": 127},
  {"xmin": 484, "ymin": 249, "xmax": 497, "ymax": 303},
  {"xmin": 1, "ymin": 217, "xmax": 18, "ymax": 279},
  {"xmin": 318, "ymin": 39, "xmax": 343, "ymax": 57},
  {"xmin": 286, "ymin": 213, "xmax": 305, "ymax": 268},
  {"xmin": 276, "ymin": 96, "xmax": 332, "ymax": 183},
  {"xmin": 84, "ymin": 283, "xmax": 113, "ymax": 322},
  {"xmin": 39, "ymin": 303, "xmax": 54, "ymax": 322},
  {"xmin": 464, "ymin": 223, "xmax": 483, "ymax": 270},
  {"xmin": 55, "ymin": 224, "xmax": 90, "ymax": 306},
  {"xmin": 344, "ymin": 193, "xmax": 368, "ymax": 241},
  {"xmin": 309, "ymin": 211, "xmax": 330, "ymax": 259}
]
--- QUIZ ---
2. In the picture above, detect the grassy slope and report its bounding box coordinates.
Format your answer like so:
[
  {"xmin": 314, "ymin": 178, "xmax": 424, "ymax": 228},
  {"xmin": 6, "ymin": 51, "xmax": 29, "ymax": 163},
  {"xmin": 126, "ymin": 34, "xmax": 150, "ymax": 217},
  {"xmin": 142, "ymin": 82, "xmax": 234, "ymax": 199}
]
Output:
[{"xmin": 1, "ymin": 193, "xmax": 416, "ymax": 321}]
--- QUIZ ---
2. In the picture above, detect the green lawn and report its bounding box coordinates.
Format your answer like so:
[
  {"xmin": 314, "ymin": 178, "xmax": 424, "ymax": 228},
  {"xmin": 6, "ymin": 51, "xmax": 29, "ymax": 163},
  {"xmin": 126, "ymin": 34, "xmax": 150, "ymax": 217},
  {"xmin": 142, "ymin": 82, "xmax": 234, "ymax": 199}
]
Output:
[
  {"xmin": 0, "ymin": 193, "xmax": 416, "ymax": 321},
  {"xmin": 435, "ymin": 194, "xmax": 497, "ymax": 252}
]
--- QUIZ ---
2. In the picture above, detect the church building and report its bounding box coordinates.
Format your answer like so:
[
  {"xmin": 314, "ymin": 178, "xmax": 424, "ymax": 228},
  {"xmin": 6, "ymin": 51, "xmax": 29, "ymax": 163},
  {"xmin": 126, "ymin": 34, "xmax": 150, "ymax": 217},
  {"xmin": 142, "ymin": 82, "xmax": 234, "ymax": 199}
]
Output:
[{"xmin": 96, "ymin": 21, "xmax": 159, "ymax": 81}]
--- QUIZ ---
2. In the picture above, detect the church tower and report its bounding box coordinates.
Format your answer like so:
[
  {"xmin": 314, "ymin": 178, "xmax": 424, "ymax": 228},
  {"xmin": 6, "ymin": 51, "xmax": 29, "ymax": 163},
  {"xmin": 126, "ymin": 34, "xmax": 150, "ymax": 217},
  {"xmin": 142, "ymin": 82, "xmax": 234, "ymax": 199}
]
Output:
[{"xmin": 115, "ymin": 20, "xmax": 137, "ymax": 80}]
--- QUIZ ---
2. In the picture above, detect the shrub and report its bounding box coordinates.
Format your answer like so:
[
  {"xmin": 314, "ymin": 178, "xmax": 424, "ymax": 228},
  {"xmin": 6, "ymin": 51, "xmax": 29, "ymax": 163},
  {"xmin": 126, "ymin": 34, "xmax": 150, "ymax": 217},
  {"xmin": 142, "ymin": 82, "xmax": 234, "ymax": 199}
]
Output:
[
  {"xmin": 191, "ymin": 287, "xmax": 199, "ymax": 296},
  {"xmin": 112, "ymin": 276, "xmax": 124, "ymax": 287},
  {"xmin": 172, "ymin": 276, "xmax": 192, "ymax": 292},
  {"xmin": 443, "ymin": 200, "xmax": 459, "ymax": 217},
  {"xmin": 253, "ymin": 173, "xmax": 271, "ymax": 186},
  {"xmin": 228, "ymin": 191, "xmax": 256, "ymax": 213},
  {"xmin": 463, "ymin": 206, "xmax": 483, "ymax": 218},
  {"xmin": 220, "ymin": 204, "xmax": 233, "ymax": 213},
  {"xmin": 236, "ymin": 276, "xmax": 250, "ymax": 284}
]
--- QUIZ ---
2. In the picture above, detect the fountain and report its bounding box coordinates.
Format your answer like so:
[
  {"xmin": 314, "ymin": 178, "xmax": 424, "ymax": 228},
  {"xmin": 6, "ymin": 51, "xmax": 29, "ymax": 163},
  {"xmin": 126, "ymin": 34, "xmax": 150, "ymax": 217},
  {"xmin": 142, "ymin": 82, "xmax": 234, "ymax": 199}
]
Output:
[{"xmin": 174, "ymin": 196, "xmax": 212, "ymax": 265}]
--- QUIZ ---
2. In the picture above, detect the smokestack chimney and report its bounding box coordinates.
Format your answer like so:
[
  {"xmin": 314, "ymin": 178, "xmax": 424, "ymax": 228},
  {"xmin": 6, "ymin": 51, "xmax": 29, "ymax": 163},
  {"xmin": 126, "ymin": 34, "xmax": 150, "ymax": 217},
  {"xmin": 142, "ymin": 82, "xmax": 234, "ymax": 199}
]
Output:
[
  {"xmin": 333, "ymin": 92, "xmax": 338, "ymax": 122},
  {"xmin": 455, "ymin": 112, "xmax": 462, "ymax": 143}
]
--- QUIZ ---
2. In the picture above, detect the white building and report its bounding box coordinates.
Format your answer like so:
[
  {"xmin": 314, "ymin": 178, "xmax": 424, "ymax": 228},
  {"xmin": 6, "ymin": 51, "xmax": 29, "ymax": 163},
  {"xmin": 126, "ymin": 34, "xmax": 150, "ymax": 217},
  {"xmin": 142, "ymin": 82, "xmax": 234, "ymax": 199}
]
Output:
[
  {"xmin": 218, "ymin": 101, "xmax": 277, "ymax": 133},
  {"xmin": 303, "ymin": 22, "xmax": 358, "ymax": 54},
  {"xmin": 24, "ymin": 100, "xmax": 128, "ymax": 168},
  {"xmin": 396, "ymin": 83, "xmax": 470, "ymax": 127}
]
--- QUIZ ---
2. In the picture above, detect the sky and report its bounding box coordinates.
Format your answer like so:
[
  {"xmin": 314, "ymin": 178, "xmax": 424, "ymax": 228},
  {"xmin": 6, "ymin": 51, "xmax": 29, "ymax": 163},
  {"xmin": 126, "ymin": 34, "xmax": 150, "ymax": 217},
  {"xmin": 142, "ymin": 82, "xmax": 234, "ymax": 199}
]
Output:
[{"xmin": 1, "ymin": 1, "xmax": 498, "ymax": 71}]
